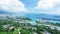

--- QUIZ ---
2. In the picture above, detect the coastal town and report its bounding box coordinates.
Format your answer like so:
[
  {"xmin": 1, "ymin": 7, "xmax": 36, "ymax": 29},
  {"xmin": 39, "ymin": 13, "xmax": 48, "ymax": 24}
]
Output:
[
  {"xmin": 0, "ymin": 15, "xmax": 60, "ymax": 34},
  {"xmin": 0, "ymin": 0, "xmax": 60, "ymax": 34}
]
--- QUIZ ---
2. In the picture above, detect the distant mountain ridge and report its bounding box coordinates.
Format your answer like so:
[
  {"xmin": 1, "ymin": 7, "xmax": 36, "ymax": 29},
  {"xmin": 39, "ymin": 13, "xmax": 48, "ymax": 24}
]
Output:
[{"xmin": 0, "ymin": 10, "xmax": 12, "ymax": 14}]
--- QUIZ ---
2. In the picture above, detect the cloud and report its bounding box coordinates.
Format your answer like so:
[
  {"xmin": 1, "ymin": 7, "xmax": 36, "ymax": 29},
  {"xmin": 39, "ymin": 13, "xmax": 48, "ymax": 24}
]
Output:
[
  {"xmin": 0, "ymin": 0, "xmax": 27, "ymax": 12},
  {"xmin": 35, "ymin": 0, "xmax": 60, "ymax": 9},
  {"xmin": 33, "ymin": 0, "xmax": 60, "ymax": 15}
]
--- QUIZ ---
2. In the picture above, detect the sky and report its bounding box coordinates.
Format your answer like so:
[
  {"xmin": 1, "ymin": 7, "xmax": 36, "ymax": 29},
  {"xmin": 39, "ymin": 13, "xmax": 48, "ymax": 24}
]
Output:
[{"xmin": 0, "ymin": 0, "xmax": 60, "ymax": 15}]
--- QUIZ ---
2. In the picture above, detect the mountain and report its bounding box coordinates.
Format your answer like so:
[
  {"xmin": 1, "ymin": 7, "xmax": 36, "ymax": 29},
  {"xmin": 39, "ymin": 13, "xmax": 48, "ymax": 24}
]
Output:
[{"xmin": 0, "ymin": 10, "xmax": 12, "ymax": 14}]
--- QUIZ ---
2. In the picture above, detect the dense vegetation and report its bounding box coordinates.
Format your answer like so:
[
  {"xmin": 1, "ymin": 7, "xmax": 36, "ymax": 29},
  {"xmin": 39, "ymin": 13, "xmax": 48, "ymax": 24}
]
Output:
[{"xmin": 0, "ymin": 16, "xmax": 60, "ymax": 34}]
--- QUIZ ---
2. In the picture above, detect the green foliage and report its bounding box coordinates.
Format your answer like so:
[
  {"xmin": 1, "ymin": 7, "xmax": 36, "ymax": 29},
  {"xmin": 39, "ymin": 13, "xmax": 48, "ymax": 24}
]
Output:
[
  {"xmin": 35, "ymin": 26, "xmax": 45, "ymax": 34},
  {"xmin": 13, "ymin": 28, "xmax": 18, "ymax": 34},
  {"xmin": 0, "ymin": 25, "xmax": 4, "ymax": 32},
  {"xmin": 21, "ymin": 29, "xmax": 30, "ymax": 34},
  {"xmin": 46, "ymin": 27, "xmax": 60, "ymax": 34},
  {"xmin": 0, "ymin": 32, "xmax": 12, "ymax": 34},
  {"xmin": 13, "ymin": 22, "xmax": 20, "ymax": 28}
]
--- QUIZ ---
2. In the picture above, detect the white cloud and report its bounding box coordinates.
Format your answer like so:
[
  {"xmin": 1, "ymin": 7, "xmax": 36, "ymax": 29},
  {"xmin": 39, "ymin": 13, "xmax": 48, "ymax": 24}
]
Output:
[
  {"xmin": 34, "ymin": 0, "xmax": 60, "ymax": 15},
  {"xmin": 0, "ymin": 0, "xmax": 27, "ymax": 12},
  {"xmin": 35, "ymin": 0, "xmax": 60, "ymax": 9}
]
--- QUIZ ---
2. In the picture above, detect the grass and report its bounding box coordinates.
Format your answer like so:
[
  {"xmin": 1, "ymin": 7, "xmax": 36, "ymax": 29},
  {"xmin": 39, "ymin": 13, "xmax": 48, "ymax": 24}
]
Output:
[{"xmin": 0, "ymin": 32, "xmax": 12, "ymax": 34}]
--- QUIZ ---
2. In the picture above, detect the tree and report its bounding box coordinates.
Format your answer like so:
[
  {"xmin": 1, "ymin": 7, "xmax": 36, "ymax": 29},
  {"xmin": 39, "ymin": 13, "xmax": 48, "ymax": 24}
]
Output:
[
  {"xmin": 0, "ymin": 25, "xmax": 4, "ymax": 32},
  {"xmin": 21, "ymin": 29, "xmax": 30, "ymax": 34}
]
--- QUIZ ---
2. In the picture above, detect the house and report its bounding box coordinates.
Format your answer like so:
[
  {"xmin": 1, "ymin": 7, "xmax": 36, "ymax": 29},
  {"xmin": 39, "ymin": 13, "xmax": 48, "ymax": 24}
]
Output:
[
  {"xmin": 9, "ymin": 26, "xmax": 15, "ymax": 31},
  {"xmin": 3, "ymin": 25, "xmax": 8, "ymax": 28}
]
